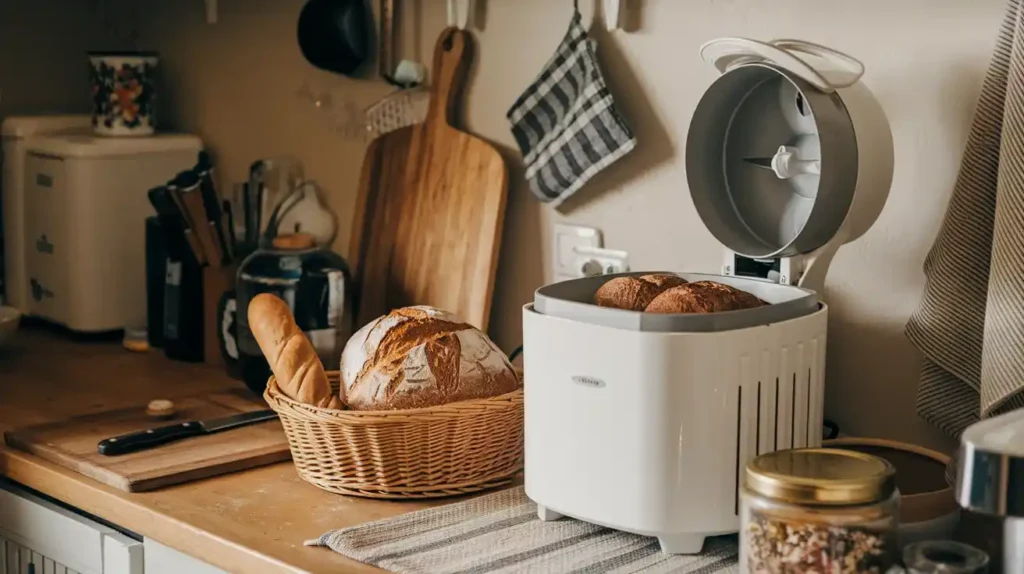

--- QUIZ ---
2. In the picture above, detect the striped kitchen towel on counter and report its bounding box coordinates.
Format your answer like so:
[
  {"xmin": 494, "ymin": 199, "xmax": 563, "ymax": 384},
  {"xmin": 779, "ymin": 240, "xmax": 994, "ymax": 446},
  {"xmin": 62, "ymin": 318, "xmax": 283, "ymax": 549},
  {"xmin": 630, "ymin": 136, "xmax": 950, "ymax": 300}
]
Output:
[
  {"xmin": 905, "ymin": 0, "xmax": 1024, "ymax": 446},
  {"xmin": 306, "ymin": 487, "xmax": 738, "ymax": 574}
]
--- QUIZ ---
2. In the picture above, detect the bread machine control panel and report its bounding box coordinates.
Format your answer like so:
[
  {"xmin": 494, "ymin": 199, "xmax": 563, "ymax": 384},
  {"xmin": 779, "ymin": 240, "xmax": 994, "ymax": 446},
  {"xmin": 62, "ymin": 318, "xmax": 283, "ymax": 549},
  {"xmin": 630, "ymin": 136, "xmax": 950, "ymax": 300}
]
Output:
[{"xmin": 722, "ymin": 252, "xmax": 806, "ymax": 287}]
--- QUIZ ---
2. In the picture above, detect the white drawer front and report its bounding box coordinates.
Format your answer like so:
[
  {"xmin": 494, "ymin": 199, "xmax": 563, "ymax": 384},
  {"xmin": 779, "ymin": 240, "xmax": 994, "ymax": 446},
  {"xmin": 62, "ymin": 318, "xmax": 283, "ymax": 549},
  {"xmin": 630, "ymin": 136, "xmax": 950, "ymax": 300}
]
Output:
[
  {"xmin": 143, "ymin": 539, "xmax": 226, "ymax": 574},
  {"xmin": 100, "ymin": 533, "xmax": 143, "ymax": 574},
  {"xmin": 0, "ymin": 484, "xmax": 142, "ymax": 574}
]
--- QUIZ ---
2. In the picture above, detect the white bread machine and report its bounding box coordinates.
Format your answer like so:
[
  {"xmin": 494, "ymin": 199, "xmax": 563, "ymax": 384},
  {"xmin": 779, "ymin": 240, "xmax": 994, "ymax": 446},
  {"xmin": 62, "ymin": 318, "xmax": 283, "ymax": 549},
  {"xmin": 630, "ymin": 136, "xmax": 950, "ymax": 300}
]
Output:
[{"xmin": 522, "ymin": 38, "xmax": 895, "ymax": 553}]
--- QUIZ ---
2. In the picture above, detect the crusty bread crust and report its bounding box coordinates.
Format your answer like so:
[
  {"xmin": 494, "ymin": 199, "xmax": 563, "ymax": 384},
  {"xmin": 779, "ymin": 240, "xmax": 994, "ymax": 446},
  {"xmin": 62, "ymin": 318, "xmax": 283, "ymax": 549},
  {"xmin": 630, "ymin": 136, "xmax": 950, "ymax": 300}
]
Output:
[
  {"xmin": 645, "ymin": 281, "xmax": 765, "ymax": 314},
  {"xmin": 637, "ymin": 273, "xmax": 688, "ymax": 290},
  {"xmin": 341, "ymin": 306, "xmax": 520, "ymax": 410},
  {"xmin": 594, "ymin": 277, "xmax": 662, "ymax": 311}
]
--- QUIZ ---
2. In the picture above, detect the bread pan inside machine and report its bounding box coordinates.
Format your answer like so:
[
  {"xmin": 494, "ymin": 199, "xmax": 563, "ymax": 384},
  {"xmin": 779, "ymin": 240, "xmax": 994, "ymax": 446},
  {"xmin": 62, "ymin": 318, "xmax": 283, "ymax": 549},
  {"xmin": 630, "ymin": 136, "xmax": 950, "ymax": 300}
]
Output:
[{"xmin": 533, "ymin": 272, "xmax": 820, "ymax": 333}]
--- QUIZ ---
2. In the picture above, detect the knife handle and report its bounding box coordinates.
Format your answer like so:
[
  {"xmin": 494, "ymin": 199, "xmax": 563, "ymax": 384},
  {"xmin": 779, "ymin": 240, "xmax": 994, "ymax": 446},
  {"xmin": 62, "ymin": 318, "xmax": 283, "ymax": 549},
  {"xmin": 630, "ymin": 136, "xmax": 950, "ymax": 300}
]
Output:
[{"xmin": 97, "ymin": 421, "xmax": 205, "ymax": 456}]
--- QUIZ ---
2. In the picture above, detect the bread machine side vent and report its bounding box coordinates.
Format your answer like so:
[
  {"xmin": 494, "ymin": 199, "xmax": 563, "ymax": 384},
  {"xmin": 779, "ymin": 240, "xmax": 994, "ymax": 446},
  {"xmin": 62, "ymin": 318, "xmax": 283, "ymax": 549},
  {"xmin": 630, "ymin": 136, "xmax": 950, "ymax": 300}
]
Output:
[
  {"xmin": 774, "ymin": 342, "xmax": 821, "ymax": 452},
  {"xmin": 733, "ymin": 339, "xmax": 825, "ymax": 515},
  {"xmin": 734, "ymin": 379, "xmax": 763, "ymax": 516},
  {"xmin": 774, "ymin": 378, "xmax": 780, "ymax": 452},
  {"xmin": 791, "ymin": 372, "xmax": 797, "ymax": 449},
  {"xmin": 806, "ymin": 367, "xmax": 813, "ymax": 447},
  {"xmin": 756, "ymin": 381, "xmax": 762, "ymax": 458}
]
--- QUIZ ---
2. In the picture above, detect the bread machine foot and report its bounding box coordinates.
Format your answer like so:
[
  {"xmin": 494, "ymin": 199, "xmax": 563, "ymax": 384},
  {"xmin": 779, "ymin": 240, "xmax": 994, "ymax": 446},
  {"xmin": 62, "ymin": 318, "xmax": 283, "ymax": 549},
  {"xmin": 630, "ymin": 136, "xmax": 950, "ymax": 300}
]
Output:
[
  {"xmin": 536, "ymin": 505, "xmax": 564, "ymax": 521},
  {"xmin": 657, "ymin": 534, "xmax": 705, "ymax": 555}
]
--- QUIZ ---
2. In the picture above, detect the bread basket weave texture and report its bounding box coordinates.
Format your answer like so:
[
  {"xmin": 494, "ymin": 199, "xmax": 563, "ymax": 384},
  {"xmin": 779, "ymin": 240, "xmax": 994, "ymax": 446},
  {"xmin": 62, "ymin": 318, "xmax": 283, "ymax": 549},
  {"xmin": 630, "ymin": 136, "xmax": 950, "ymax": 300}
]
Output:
[{"xmin": 264, "ymin": 372, "xmax": 524, "ymax": 499}]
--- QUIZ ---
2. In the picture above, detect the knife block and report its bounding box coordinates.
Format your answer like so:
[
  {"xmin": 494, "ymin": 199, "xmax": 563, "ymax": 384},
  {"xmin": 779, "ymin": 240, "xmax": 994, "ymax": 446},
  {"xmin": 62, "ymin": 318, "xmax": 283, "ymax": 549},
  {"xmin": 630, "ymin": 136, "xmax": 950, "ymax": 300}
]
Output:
[
  {"xmin": 162, "ymin": 253, "xmax": 204, "ymax": 363},
  {"xmin": 203, "ymin": 264, "xmax": 237, "ymax": 366}
]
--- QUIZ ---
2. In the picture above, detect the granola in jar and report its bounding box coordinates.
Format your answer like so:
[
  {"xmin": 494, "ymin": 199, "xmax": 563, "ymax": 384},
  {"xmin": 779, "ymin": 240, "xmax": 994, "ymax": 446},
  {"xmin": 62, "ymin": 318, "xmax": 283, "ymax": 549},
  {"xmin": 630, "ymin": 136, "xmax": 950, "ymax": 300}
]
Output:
[{"xmin": 740, "ymin": 448, "xmax": 899, "ymax": 574}]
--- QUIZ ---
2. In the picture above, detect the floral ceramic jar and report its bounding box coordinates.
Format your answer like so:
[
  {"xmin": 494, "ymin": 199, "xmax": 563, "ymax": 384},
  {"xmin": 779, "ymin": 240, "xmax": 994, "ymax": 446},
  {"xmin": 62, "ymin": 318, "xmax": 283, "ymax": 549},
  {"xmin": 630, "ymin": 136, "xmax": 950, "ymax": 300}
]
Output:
[{"xmin": 88, "ymin": 51, "xmax": 158, "ymax": 136}]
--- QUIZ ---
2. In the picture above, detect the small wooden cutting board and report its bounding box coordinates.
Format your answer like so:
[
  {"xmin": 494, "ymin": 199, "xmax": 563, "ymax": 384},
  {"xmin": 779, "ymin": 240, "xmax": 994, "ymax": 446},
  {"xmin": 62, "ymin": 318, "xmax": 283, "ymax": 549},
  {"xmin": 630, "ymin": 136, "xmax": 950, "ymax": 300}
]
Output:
[{"xmin": 3, "ymin": 390, "xmax": 291, "ymax": 492}]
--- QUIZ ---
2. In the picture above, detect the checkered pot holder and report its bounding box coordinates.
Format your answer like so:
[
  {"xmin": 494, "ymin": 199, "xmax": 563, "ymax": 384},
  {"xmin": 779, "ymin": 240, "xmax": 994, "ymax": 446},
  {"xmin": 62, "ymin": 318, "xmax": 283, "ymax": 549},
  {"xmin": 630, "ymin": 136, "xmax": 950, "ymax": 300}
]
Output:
[{"xmin": 506, "ymin": 10, "xmax": 637, "ymax": 207}]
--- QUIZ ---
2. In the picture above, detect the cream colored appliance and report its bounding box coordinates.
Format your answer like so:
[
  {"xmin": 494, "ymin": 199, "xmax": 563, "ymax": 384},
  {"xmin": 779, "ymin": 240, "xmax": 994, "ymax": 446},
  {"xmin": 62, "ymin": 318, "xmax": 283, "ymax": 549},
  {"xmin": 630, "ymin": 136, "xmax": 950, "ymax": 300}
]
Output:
[
  {"xmin": 1, "ymin": 115, "xmax": 92, "ymax": 310},
  {"xmin": 20, "ymin": 133, "xmax": 202, "ymax": 332}
]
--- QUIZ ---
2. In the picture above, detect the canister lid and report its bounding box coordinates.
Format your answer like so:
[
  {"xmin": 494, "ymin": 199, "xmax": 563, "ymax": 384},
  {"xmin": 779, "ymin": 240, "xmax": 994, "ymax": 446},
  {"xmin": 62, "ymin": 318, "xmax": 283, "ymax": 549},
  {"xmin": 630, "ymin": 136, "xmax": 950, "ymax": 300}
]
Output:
[
  {"xmin": 26, "ymin": 133, "xmax": 202, "ymax": 158},
  {"xmin": 745, "ymin": 448, "xmax": 895, "ymax": 506},
  {"xmin": 272, "ymin": 233, "xmax": 317, "ymax": 250},
  {"xmin": 0, "ymin": 115, "xmax": 92, "ymax": 138}
]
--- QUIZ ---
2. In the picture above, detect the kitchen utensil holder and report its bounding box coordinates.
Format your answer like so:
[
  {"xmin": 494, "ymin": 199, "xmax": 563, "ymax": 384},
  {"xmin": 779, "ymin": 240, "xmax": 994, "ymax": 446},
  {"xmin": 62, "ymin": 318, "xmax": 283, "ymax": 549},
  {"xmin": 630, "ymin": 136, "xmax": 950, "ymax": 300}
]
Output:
[
  {"xmin": 264, "ymin": 372, "xmax": 524, "ymax": 499},
  {"xmin": 202, "ymin": 264, "xmax": 237, "ymax": 366},
  {"xmin": 162, "ymin": 253, "xmax": 205, "ymax": 363},
  {"xmin": 163, "ymin": 260, "xmax": 237, "ymax": 365}
]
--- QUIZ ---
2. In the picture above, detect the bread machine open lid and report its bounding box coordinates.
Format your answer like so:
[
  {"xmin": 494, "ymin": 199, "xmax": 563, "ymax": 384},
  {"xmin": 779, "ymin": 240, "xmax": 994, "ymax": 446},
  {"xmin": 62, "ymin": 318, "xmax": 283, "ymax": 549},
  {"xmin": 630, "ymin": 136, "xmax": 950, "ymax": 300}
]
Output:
[
  {"xmin": 686, "ymin": 59, "xmax": 859, "ymax": 260},
  {"xmin": 682, "ymin": 38, "xmax": 894, "ymax": 294},
  {"xmin": 533, "ymin": 272, "xmax": 819, "ymax": 333}
]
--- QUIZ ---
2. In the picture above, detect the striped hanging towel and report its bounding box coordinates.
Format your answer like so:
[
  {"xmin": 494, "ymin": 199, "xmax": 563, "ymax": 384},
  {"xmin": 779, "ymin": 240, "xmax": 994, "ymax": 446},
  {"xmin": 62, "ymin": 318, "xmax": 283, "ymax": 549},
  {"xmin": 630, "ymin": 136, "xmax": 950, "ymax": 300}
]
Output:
[{"xmin": 906, "ymin": 0, "xmax": 1024, "ymax": 443}]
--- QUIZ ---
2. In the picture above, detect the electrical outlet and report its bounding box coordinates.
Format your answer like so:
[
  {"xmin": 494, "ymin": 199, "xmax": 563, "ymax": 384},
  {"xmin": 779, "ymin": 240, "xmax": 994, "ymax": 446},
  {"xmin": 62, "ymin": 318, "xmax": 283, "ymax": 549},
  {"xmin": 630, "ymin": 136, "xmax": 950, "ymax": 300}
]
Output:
[
  {"xmin": 575, "ymin": 246, "xmax": 629, "ymax": 278},
  {"xmin": 553, "ymin": 224, "xmax": 603, "ymax": 280}
]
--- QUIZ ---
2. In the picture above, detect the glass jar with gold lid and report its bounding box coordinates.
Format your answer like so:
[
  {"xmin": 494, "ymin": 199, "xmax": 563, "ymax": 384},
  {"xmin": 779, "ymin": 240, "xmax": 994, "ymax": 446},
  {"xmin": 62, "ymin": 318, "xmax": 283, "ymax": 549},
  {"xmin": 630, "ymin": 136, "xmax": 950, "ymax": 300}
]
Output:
[{"xmin": 740, "ymin": 448, "xmax": 899, "ymax": 574}]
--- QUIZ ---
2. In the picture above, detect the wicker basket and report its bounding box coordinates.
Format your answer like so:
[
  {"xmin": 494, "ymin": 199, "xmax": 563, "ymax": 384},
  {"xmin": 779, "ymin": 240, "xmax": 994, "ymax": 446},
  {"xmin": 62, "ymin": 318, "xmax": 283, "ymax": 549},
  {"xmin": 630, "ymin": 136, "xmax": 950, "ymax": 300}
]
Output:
[{"xmin": 264, "ymin": 371, "xmax": 524, "ymax": 499}]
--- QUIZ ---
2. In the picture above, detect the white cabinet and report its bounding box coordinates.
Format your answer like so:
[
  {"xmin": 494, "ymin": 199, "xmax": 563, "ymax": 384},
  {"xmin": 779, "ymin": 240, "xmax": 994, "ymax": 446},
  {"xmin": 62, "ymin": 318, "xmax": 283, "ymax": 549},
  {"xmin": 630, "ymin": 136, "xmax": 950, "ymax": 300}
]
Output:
[
  {"xmin": 0, "ymin": 483, "xmax": 142, "ymax": 574},
  {"xmin": 0, "ymin": 482, "xmax": 227, "ymax": 574},
  {"xmin": 142, "ymin": 539, "xmax": 227, "ymax": 574}
]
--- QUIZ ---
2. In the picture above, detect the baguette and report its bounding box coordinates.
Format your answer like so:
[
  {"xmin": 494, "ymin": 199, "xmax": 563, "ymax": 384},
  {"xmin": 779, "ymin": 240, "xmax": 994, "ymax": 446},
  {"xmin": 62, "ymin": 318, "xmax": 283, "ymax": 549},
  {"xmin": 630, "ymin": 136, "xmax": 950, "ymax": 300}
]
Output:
[{"xmin": 247, "ymin": 293, "xmax": 343, "ymax": 409}]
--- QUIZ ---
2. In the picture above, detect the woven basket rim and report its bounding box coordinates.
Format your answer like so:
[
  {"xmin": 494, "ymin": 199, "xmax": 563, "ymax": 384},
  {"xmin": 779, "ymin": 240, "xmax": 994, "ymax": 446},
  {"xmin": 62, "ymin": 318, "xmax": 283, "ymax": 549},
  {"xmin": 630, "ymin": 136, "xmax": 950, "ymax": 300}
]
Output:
[{"xmin": 263, "ymin": 372, "xmax": 524, "ymax": 420}]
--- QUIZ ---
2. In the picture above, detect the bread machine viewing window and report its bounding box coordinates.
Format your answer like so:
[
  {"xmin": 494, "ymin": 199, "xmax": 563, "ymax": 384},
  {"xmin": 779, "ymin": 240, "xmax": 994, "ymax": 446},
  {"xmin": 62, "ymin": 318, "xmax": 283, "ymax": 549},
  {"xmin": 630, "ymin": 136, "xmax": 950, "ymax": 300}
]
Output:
[{"xmin": 520, "ymin": 37, "xmax": 895, "ymax": 557}]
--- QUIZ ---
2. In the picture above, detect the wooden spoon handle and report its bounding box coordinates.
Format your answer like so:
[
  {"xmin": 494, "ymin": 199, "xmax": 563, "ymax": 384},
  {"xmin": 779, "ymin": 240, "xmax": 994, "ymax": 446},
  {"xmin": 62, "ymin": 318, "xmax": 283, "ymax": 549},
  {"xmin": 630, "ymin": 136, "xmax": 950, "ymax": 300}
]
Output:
[{"xmin": 427, "ymin": 27, "xmax": 473, "ymax": 126}]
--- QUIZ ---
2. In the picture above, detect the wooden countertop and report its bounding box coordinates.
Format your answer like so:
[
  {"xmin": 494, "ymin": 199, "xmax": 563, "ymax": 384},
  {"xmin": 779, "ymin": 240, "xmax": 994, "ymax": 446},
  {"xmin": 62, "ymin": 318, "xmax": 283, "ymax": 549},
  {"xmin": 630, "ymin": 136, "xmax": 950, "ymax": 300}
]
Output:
[{"xmin": 0, "ymin": 326, "xmax": 468, "ymax": 573}]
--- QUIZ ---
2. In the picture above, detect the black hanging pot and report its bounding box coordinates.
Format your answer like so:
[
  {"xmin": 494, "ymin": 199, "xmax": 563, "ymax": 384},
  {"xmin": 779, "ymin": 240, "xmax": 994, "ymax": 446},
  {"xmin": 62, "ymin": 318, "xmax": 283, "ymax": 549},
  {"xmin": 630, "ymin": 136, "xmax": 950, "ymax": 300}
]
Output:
[{"xmin": 296, "ymin": 0, "xmax": 370, "ymax": 76}]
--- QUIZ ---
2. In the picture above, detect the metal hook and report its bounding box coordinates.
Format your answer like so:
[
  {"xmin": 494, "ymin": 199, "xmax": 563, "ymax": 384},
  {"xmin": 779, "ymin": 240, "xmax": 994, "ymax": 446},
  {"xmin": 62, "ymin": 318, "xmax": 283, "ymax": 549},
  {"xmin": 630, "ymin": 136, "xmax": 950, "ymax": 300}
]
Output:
[
  {"xmin": 447, "ymin": 0, "xmax": 472, "ymax": 29},
  {"xmin": 574, "ymin": 0, "xmax": 623, "ymax": 31},
  {"xmin": 604, "ymin": 0, "xmax": 621, "ymax": 30}
]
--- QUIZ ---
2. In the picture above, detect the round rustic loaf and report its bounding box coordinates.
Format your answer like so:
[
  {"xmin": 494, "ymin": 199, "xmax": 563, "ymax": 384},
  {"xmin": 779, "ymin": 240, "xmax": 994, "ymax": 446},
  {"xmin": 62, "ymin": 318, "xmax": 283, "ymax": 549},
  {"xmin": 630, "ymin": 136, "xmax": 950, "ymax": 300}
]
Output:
[
  {"xmin": 593, "ymin": 274, "xmax": 688, "ymax": 311},
  {"xmin": 644, "ymin": 281, "xmax": 766, "ymax": 314},
  {"xmin": 339, "ymin": 306, "xmax": 520, "ymax": 410}
]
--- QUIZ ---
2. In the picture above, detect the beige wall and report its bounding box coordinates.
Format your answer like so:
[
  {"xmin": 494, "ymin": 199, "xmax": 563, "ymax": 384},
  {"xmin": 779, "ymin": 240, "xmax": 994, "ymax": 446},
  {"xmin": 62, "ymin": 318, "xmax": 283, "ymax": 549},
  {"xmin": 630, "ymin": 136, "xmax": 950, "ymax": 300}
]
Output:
[
  {"xmin": 0, "ymin": 0, "xmax": 131, "ymax": 116},
  {"xmin": 412, "ymin": 0, "xmax": 1004, "ymax": 453},
  {"xmin": 133, "ymin": 0, "xmax": 394, "ymax": 266},
  {"xmin": 141, "ymin": 0, "xmax": 1006, "ymax": 452}
]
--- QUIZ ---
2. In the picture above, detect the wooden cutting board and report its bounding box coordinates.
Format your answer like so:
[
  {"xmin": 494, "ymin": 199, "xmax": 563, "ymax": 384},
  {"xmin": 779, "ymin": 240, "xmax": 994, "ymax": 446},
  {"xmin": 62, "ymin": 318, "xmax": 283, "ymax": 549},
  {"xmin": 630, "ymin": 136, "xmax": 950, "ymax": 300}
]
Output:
[
  {"xmin": 350, "ymin": 27, "xmax": 508, "ymax": 332},
  {"xmin": 3, "ymin": 390, "xmax": 291, "ymax": 492}
]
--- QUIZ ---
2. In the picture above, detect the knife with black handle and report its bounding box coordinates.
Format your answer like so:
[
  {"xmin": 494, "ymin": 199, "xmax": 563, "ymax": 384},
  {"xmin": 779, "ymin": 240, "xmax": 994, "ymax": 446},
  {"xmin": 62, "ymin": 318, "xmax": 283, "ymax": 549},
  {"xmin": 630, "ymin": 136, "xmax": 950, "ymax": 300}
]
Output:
[{"xmin": 97, "ymin": 409, "xmax": 279, "ymax": 456}]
